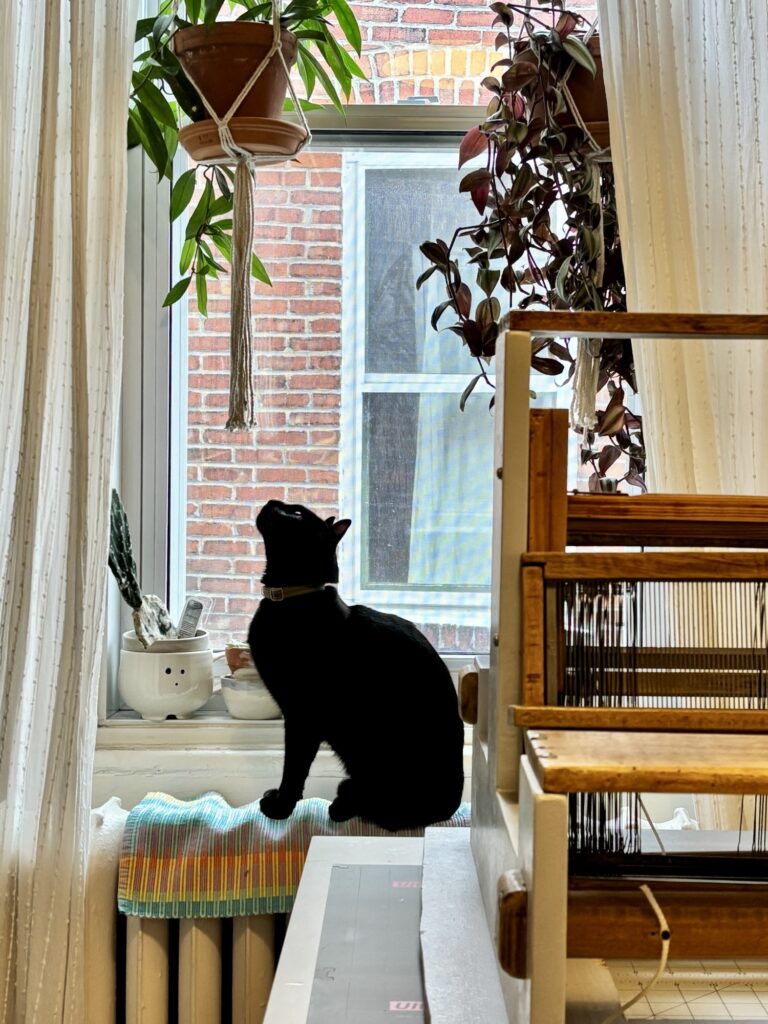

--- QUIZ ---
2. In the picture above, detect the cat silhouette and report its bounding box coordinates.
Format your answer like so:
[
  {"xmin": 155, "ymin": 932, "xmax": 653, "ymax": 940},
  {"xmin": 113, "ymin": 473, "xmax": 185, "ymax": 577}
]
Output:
[{"xmin": 248, "ymin": 499, "xmax": 465, "ymax": 831}]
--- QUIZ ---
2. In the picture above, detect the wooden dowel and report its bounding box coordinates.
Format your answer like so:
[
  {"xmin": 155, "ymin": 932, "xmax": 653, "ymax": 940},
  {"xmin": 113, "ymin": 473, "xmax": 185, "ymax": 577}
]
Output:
[{"xmin": 505, "ymin": 311, "xmax": 768, "ymax": 339}]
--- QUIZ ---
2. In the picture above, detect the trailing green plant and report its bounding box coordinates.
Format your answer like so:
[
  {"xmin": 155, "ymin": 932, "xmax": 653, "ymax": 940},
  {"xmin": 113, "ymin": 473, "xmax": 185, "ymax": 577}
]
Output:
[
  {"xmin": 129, "ymin": 0, "xmax": 365, "ymax": 313},
  {"xmin": 418, "ymin": 0, "xmax": 645, "ymax": 491}
]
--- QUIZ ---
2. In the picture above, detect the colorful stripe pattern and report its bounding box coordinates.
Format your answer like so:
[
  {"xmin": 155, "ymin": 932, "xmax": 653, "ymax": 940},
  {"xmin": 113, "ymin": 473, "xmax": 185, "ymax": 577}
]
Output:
[{"xmin": 118, "ymin": 792, "xmax": 471, "ymax": 918}]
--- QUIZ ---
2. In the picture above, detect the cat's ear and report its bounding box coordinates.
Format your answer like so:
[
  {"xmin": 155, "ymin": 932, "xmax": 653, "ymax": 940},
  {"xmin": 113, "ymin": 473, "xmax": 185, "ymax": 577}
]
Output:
[
  {"xmin": 331, "ymin": 519, "xmax": 351, "ymax": 542},
  {"xmin": 325, "ymin": 516, "xmax": 336, "ymax": 525}
]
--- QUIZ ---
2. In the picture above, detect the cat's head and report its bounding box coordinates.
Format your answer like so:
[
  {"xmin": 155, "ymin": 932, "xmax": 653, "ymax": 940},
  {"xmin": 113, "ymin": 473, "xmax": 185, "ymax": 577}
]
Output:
[{"xmin": 256, "ymin": 500, "xmax": 351, "ymax": 587}]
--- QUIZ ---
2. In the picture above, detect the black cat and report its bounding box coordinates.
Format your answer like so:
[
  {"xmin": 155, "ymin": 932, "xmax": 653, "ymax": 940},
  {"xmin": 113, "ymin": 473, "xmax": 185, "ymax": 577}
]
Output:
[{"xmin": 247, "ymin": 499, "xmax": 465, "ymax": 831}]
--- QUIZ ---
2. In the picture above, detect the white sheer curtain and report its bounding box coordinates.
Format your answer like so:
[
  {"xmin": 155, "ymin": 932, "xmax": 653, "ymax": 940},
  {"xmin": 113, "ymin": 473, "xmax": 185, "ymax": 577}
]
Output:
[
  {"xmin": 598, "ymin": 0, "xmax": 768, "ymax": 492},
  {"xmin": 599, "ymin": 0, "xmax": 768, "ymax": 827},
  {"xmin": 0, "ymin": 0, "xmax": 137, "ymax": 1019}
]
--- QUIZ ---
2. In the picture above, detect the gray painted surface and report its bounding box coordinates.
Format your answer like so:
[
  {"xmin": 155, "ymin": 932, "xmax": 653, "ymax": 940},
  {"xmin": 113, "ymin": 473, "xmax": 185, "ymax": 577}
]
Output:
[{"xmin": 308, "ymin": 864, "xmax": 425, "ymax": 1023}]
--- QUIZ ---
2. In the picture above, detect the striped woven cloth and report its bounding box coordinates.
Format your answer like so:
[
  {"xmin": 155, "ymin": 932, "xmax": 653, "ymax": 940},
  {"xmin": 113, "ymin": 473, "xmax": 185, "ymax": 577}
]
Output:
[{"xmin": 118, "ymin": 792, "xmax": 471, "ymax": 918}]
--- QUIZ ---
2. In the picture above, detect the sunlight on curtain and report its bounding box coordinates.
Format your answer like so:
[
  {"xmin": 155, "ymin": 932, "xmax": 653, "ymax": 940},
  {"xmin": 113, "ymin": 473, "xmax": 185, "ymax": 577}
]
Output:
[
  {"xmin": 599, "ymin": 0, "xmax": 768, "ymax": 828},
  {"xmin": 0, "ymin": 0, "xmax": 137, "ymax": 1018}
]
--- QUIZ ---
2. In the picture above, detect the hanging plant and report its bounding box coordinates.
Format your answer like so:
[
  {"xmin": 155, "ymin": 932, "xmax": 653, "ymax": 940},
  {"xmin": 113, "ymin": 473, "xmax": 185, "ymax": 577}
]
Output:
[
  {"xmin": 418, "ymin": 1, "xmax": 645, "ymax": 491},
  {"xmin": 129, "ymin": 0, "xmax": 365, "ymax": 315}
]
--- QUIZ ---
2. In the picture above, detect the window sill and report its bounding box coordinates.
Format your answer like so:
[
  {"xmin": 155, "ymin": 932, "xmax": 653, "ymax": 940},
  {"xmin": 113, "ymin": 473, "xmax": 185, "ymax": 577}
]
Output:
[{"xmin": 95, "ymin": 655, "xmax": 477, "ymax": 808}]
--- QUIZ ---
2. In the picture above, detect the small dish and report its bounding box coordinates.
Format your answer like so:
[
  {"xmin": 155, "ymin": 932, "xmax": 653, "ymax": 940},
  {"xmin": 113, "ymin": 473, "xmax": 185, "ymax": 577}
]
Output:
[{"xmin": 221, "ymin": 670, "xmax": 282, "ymax": 720}]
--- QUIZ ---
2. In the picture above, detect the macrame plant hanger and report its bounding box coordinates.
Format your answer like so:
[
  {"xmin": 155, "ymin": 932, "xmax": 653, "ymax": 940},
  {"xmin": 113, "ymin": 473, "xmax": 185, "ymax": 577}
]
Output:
[
  {"xmin": 172, "ymin": 0, "xmax": 312, "ymax": 430},
  {"xmin": 559, "ymin": 14, "xmax": 609, "ymax": 440}
]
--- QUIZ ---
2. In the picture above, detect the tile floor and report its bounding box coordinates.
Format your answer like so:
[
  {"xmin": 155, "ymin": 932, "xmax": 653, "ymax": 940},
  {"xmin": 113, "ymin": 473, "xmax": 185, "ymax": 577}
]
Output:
[{"xmin": 609, "ymin": 962, "xmax": 768, "ymax": 1021}]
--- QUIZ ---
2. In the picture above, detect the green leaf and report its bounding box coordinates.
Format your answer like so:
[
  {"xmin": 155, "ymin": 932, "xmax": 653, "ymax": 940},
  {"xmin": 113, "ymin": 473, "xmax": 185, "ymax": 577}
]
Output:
[
  {"xmin": 186, "ymin": 0, "xmax": 202, "ymax": 22},
  {"xmin": 318, "ymin": 39, "xmax": 352, "ymax": 98},
  {"xmin": 127, "ymin": 116, "xmax": 141, "ymax": 149},
  {"xmin": 163, "ymin": 275, "xmax": 192, "ymax": 306},
  {"xmin": 329, "ymin": 0, "xmax": 362, "ymax": 55},
  {"xmin": 135, "ymin": 17, "xmax": 157, "ymax": 41},
  {"xmin": 251, "ymin": 253, "xmax": 271, "ymax": 284},
  {"xmin": 477, "ymin": 267, "xmax": 500, "ymax": 296},
  {"xmin": 234, "ymin": 2, "xmax": 273, "ymax": 21},
  {"xmin": 562, "ymin": 35, "xmax": 597, "ymax": 77},
  {"xmin": 179, "ymin": 238, "xmax": 196, "ymax": 274},
  {"xmin": 186, "ymin": 179, "xmax": 214, "ymax": 239},
  {"xmin": 131, "ymin": 103, "xmax": 170, "ymax": 178},
  {"xmin": 294, "ymin": 29, "xmax": 328, "ymax": 42},
  {"xmin": 295, "ymin": 49, "xmax": 317, "ymax": 101},
  {"xmin": 297, "ymin": 45, "xmax": 345, "ymax": 116},
  {"xmin": 197, "ymin": 238, "xmax": 226, "ymax": 273},
  {"xmin": 133, "ymin": 76, "xmax": 177, "ymax": 129},
  {"xmin": 162, "ymin": 124, "xmax": 178, "ymax": 174},
  {"xmin": 338, "ymin": 45, "xmax": 367, "ymax": 81},
  {"xmin": 208, "ymin": 193, "xmax": 234, "ymax": 218},
  {"xmin": 282, "ymin": 97, "xmax": 326, "ymax": 113},
  {"xmin": 214, "ymin": 167, "xmax": 231, "ymax": 198},
  {"xmin": 209, "ymin": 231, "xmax": 232, "ymax": 262},
  {"xmin": 203, "ymin": 0, "xmax": 226, "ymax": 25},
  {"xmin": 170, "ymin": 169, "xmax": 197, "ymax": 221},
  {"xmin": 151, "ymin": 13, "xmax": 174, "ymax": 45},
  {"xmin": 195, "ymin": 270, "xmax": 208, "ymax": 316}
]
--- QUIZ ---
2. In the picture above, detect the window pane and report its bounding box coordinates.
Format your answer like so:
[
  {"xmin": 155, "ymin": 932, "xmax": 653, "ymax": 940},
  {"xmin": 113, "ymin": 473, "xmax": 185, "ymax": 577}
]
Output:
[
  {"xmin": 363, "ymin": 390, "xmax": 494, "ymax": 589},
  {"xmin": 365, "ymin": 167, "xmax": 484, "ymax": 376}
]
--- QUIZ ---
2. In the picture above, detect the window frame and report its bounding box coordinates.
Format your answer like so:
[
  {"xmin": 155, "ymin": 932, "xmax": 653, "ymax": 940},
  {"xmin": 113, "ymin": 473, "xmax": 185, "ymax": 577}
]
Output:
[{"xmin": 106, "ymin": 104, "xmax": 491, "ymax": 722}]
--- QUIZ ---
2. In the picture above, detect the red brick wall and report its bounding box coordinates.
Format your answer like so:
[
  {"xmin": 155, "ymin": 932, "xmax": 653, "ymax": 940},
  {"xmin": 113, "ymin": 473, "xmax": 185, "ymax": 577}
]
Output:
[{"xmin": 185, "ymin": 1, "xmax": 597, "ymax": 650}]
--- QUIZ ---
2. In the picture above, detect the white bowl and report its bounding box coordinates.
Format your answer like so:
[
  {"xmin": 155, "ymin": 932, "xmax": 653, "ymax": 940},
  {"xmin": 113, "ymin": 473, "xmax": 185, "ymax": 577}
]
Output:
[
  {"xmin": 221, "ymin": 672, "xmax": 282, "ymax": 720},
  {"xmin": 118, "ymin": 630, "xmax": 213, "ymax": 722}
]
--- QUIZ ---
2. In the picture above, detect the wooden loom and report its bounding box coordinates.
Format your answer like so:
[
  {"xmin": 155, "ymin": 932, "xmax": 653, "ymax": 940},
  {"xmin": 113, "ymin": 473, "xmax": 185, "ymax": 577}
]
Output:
[{"xmin": 465, "ymin": 312, "xmax": 768, "ymax": 1024}]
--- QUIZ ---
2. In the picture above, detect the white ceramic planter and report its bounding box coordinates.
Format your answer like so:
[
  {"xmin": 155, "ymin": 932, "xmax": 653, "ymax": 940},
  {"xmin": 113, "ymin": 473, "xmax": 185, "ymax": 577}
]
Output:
[{"xmin": 118, "ymin": 630, "xmax": 213, "ymax": 722}]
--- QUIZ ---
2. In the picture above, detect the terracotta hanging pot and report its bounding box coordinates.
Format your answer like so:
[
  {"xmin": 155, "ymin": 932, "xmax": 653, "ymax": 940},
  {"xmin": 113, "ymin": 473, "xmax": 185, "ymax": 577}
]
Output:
[
  {"xmin": 521, "ymin": 35, "xmax": 610, "ymax": 155},
  {"xmin": 557, "ymin": 35, "xmax": 609, "ymax": 151},
  {"xmin": 172, "ymin": 22, "xmax": 308, "ymax": 163}
]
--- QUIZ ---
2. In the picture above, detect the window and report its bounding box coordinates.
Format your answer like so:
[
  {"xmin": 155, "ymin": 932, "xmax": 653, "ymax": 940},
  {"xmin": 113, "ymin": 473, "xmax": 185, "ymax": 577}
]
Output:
[{"xmin": 114, "ymin": 0, "xmax": 593, "ymax": 720}]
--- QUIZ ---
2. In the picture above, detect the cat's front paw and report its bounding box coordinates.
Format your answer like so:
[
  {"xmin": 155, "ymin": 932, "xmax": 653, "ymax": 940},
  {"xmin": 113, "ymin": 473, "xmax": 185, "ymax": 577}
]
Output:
[
  {"xmin": 260, "ymin": 788, "xmax": 297, "ymax": 820},
  {"xmin": 328, "ymin": 795, "xmax": 357, "ymax": 822}
]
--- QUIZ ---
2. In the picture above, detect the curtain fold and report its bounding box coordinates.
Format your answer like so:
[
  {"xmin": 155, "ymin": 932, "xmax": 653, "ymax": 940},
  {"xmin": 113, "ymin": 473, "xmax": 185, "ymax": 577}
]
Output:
[
  {"xmin": 598, "ymin": 0, "xmax": 768, "ymax": 829},
  {"xmin": 0, "ymin": 0, "xmax": 137, "ymax": 1019}
]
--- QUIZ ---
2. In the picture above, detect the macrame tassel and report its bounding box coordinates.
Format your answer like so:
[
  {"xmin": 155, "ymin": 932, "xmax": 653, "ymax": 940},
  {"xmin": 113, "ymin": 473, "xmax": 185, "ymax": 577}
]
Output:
[
  {"xmin": 590, "ymin": 161, "xmax": 605, "ymax": 288},
  {"xmin": 570, "ymin": 337, "xmax": 602, "ymax": 433},
  {"xmin": 226, "ymin": 158, "xmax": 256, "ymax": 431},
  {"xmin": 570, "ymin": 163, "xmax": 604, "ymax": 434}
]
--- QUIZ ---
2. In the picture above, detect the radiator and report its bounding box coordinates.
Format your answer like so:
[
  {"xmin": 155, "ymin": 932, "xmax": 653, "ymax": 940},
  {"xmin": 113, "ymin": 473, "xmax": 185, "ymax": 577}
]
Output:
[{"xmin": 86, "ymin": 798, "xmax": 277, "ymax": 1024}]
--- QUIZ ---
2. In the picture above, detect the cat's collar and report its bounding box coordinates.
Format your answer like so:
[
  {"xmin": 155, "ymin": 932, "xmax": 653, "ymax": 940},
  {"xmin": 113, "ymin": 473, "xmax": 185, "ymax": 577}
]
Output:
[{"xmin": 261, "ymin": 584, "xmax": 328, "ymax": 602}]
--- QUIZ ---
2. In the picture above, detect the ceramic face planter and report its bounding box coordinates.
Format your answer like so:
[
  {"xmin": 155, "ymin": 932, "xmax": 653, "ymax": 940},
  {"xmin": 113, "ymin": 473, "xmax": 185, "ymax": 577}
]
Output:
[{"xmin": 118, "ymin": 630, "xmax": 214, "ymax": 721}]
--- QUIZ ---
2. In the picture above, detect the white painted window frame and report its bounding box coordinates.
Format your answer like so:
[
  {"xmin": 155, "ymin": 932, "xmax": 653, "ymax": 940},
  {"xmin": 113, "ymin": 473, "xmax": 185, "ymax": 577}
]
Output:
[{"xmin": 103, "ymin": 104, "xmax": 488, "ymax": 725}]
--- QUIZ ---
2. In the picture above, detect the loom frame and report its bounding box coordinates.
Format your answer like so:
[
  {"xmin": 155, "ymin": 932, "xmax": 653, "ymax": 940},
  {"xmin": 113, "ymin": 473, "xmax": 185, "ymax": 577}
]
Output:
[{"xmin": 470, "ymin": 312, "xmax": 768, "ymax": 1024}]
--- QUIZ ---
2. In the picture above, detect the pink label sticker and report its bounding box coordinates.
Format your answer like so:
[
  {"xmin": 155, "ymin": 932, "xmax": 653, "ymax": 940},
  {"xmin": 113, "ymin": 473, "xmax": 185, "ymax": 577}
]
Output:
[
  {"xmin": 389, "ymin": 1001, "xmax": 424, "ymax": 1012},
  {"xmin": 392, "ymin": 880, "xmax": 421, "ymax": 888}
]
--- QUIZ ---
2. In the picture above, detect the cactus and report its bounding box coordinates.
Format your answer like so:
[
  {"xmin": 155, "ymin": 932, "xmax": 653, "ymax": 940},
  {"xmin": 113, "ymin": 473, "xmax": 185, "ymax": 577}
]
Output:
[{"xmin": 108, "ymin": 489, "xmax": 176, "ymax": 647}]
